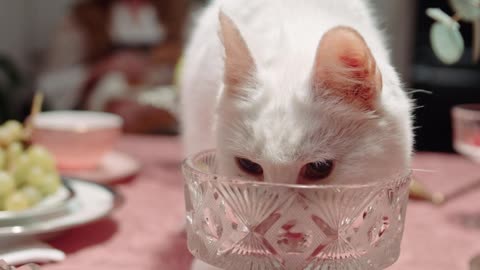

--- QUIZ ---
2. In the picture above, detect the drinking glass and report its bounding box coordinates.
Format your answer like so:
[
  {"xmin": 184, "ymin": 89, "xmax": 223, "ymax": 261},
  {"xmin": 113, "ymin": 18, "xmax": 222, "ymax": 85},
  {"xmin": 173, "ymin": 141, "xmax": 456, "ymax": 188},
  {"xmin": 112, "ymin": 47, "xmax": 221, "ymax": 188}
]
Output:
[
  {"xmin": 452, "ymin": 104, "xmax": 480, "ymax": 269},
  {"xmin": 452, "ymin": 104, "xmax": 480, "ymax": 162}
]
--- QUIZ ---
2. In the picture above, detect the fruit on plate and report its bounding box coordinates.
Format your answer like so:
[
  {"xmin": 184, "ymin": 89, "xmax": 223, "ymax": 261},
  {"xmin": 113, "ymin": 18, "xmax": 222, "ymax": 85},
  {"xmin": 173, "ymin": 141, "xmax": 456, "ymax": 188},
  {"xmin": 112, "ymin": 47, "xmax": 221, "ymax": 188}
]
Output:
[{"xmin": 0, "ymin": 120, "xmax": 62, "ymax": 212}]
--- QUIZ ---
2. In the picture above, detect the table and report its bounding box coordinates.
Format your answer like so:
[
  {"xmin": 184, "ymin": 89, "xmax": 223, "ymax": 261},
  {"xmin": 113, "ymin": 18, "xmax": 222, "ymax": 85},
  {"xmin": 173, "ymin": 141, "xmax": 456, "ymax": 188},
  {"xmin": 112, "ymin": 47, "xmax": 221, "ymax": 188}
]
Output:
[
  {"xmin": 391, "ymin": 152, "xmax": 480, "ymax": 270},
  {"xmin": 43, "ymin": 135, "xmax": 480, "ymax": 270},
  {"xmin": 46, "ymin": 135, "xmax": 189, "ymax": 270}
]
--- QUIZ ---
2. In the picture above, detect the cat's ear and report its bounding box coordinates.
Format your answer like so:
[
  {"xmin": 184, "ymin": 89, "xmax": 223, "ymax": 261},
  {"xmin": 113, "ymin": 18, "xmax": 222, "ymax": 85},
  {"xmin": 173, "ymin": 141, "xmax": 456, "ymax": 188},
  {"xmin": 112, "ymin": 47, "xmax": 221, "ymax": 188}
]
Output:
[
  {"xmin": 219, "ymin": 11, "xmax": 256, "ymax": 94},
  {"xmin": 312, "ymin": 26, "xmax": 382, "ymax": 111}
]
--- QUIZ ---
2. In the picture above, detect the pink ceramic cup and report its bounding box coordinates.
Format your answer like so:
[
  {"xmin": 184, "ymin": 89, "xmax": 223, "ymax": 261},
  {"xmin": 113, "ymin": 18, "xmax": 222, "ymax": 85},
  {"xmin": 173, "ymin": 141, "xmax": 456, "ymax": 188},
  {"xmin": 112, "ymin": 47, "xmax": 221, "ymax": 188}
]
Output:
[{"xmin": 31, "ymin": 111, "xmax": 123, "ymax": 171}]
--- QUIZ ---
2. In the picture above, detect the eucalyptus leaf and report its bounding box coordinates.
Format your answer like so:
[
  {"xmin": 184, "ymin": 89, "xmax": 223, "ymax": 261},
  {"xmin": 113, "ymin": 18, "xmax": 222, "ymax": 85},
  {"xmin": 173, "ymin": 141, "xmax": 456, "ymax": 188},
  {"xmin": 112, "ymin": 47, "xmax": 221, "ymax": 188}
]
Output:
[
  {"xmin": 430, "ymin": 22, "xmax": 465, "ymax": 64},
  {"xmin": 427, "ymin": 8, "xmax": 461, "ymax": 28},
  {"xmin": 449, "ymin": 0, "xmax": 480, "ymax": 22}
]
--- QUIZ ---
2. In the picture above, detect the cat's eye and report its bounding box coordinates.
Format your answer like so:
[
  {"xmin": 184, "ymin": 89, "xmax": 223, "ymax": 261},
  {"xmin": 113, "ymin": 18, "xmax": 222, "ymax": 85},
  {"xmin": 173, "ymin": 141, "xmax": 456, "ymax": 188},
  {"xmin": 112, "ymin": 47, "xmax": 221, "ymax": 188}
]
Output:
[
  {"xmin": 235, "ymin": 157, "xmax": 263, "ymax": 176},
  {"xmin": 301, "ymin": 160, "xmax": 334, "ymax": 181}
]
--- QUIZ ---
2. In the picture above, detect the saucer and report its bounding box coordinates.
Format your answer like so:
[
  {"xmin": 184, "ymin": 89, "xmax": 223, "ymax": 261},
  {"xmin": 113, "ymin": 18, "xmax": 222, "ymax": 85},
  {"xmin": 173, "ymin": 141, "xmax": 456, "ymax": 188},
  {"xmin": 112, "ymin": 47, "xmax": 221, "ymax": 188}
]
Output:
[
  {"xmin": 61, "ymin": 151, "xmax": 140, "ymax": 184},
  {"xmin": 0, "ymin": 178, "xmax": 121, "ymax": 239}
]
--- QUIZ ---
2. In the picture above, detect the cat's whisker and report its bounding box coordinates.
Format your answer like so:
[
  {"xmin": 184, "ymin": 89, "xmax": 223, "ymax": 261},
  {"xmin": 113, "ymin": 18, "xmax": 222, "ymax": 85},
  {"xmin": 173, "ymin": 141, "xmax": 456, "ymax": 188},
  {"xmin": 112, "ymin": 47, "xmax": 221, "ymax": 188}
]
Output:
[
  {"xmin": 412, "ymin": 168, "xmax": 437, "ymax": 173},
  {"xmin": 406, "ymin": 88, "xmax": 432, "ymax": 95}
]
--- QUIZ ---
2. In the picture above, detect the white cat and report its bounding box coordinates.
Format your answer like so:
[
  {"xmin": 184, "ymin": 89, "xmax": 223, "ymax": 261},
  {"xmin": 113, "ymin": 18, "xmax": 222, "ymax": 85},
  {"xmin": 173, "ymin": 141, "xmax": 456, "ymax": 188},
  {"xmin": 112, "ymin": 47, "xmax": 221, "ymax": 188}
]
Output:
[{"xmin": 180, "ymin": 0, "xmax": 413, "ymax": 269}]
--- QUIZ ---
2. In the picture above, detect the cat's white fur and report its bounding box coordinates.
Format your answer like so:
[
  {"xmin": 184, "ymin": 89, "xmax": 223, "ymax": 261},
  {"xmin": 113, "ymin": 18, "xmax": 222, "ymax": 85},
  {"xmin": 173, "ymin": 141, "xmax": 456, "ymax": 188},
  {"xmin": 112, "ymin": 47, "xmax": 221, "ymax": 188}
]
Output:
[{"xmin": 181, "ymin": 0, "xmax": 413, "ymax": 269}]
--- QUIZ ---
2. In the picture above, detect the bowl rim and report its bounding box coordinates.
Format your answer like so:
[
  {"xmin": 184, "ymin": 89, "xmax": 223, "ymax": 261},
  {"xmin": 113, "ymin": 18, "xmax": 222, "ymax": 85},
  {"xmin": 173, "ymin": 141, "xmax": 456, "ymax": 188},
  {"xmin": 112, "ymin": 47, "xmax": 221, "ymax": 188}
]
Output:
[
  {"xmin": 32, "ymin": 110, "xmax": 123, "ymax": 131},
  {"xmin": 182, "ymin": 150, "xmax": 412, "ymax": 190}
]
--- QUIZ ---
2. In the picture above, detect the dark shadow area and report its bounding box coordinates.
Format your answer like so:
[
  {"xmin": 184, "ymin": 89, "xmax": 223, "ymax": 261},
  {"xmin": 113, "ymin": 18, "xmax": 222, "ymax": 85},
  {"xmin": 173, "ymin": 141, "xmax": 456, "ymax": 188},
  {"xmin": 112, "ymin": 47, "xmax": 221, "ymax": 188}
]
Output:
[{"xmin": 47, "ymin": 218, "xmax": 118, "ymax": 254}]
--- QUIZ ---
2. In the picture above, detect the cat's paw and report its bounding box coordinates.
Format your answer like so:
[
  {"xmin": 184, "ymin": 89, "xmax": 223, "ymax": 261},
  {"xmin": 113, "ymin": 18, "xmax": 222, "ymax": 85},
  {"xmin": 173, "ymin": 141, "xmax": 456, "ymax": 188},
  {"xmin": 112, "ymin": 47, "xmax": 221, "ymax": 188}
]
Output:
[{"xmin": 191, "ymin": 259, "xmax": 222, "ymax": 270}]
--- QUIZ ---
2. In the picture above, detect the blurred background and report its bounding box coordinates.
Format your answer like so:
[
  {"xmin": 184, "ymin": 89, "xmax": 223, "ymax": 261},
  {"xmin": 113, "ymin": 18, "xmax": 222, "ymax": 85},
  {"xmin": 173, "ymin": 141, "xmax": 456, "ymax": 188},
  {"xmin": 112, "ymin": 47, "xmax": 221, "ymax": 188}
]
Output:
[{"xmin": 0, "ymin": 0, "xmax": 478, "ymax": 152}]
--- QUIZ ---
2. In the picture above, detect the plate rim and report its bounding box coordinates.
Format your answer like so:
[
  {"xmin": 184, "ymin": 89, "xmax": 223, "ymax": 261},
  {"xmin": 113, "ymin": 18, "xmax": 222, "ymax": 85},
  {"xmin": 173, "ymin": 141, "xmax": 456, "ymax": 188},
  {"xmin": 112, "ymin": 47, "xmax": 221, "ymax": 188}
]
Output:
[
  {"xmin": 0, "ymin": 179, "xmax": 76, "ymax": 221},
  {"xmin": 0, "ymin": 178, "xmax": 122, "ymax": 237}
]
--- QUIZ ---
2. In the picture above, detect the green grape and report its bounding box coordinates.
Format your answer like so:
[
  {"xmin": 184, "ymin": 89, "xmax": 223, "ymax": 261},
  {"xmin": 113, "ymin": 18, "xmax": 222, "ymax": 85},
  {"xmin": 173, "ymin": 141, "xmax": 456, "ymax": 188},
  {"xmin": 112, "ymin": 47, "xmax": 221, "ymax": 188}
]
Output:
[
  {"xmin": 0, "ymin": 148, "xmax": 6, "ymax": 170},
  {"xmin": 0, "ymin": 197, "xmax": 5, "ymax": 211},
  {"xmin": 20, "ymin": 186, "xmax": 43, "ymax": 205},
  {"xmin": 27, "ymin": 168, "xmax": 61, "ymax": 196},
  {"xmin": 27, "ymin": 145, "xmax": 56, "ymax": 172},
  {"xmin": 0, "ymin": 126, "xmax": 15, "ymax": 146},
  {"xmin": 38, "ymin": 173, "xmax": 61, "ymax": 196},
  {"xmin": 3, "ymin": 120, "xmax": 24, "ymax": 142},
  {"xmin": 0, "ymin": 171, "xmax": 15, "ymax": 198},
  {"xmin": 5, "ymin": 191, "xmax": 30, "ymax": 211},
  {"xmin": 12, "ymin": 154, "xmax": 32, "ymax": 186},
  {"xmin": 6, "ymin": 142, "xmax": 24, "ymax": 169},
  {"xmin": 26, "ymin": 166, "xmax": 46, "ymax": 189}
]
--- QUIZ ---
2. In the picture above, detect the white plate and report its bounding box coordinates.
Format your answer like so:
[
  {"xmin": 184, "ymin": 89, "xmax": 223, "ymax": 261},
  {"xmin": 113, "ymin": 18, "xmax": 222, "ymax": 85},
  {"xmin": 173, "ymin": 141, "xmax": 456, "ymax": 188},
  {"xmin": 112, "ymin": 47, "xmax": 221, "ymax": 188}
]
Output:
[
  {"xmin": 61, "ymin": 151, "xmax": 140, "ymax": 184},
  {"xmin": 0, "ymin": 184, "xmax": 74, "ymax": 225},
  {"xmin": 0, "ymin": 179, "xmax": 121, "ymax": 239}
]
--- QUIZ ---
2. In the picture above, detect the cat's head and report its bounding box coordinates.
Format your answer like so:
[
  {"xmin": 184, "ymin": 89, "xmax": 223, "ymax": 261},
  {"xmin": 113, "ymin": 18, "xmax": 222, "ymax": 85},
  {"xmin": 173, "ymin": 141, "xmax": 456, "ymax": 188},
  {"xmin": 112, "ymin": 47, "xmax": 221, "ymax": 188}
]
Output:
[{"xmin": 215, "ymin": 13, "xmax": 412, "ymax": 184}]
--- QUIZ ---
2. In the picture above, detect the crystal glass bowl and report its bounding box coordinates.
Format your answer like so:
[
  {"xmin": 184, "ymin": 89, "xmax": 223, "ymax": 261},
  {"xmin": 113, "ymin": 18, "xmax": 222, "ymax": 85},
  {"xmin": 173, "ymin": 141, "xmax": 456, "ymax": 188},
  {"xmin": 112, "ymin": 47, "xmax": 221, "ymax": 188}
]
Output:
[{"xmin": 182, "ymin": 151, "xmax": 411, "ymax": 270}]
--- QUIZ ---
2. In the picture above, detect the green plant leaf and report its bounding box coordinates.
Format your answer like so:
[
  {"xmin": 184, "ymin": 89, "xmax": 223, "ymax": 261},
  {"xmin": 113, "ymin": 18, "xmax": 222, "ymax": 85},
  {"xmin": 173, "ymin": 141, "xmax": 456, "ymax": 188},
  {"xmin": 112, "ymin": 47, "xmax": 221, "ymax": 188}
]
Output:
[
  {"xmin": 430, "ymin": 22, "xmax": 465, "ymax": 64},
  {"xmin": 449, "ymin": 0, "xmax": 480, "ymax": 22}
]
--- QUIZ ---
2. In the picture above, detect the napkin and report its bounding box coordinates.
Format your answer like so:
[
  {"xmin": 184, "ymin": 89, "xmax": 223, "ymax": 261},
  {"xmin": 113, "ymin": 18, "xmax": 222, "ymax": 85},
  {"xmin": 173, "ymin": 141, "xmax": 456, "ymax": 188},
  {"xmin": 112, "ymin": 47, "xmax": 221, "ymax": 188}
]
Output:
[{"xmin": 0, "ymin": 238, "xmax": 65, "ymax": 266}]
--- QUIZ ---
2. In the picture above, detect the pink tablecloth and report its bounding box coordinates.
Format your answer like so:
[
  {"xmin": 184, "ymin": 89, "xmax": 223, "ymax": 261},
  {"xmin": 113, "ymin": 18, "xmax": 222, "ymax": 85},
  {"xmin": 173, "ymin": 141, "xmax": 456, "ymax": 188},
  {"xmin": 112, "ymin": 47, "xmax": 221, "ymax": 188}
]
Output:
[{"xmin": 42, "ymin": 135, "xmax": 480, "ymax": 270}]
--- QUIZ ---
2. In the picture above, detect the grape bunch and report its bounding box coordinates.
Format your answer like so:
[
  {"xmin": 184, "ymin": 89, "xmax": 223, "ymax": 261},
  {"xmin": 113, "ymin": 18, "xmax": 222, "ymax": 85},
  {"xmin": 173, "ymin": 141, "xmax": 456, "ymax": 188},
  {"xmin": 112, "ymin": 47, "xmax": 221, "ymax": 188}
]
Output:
[{"xmin": 0, "ymin": 120, "xmax": 61, "ymax": 212}]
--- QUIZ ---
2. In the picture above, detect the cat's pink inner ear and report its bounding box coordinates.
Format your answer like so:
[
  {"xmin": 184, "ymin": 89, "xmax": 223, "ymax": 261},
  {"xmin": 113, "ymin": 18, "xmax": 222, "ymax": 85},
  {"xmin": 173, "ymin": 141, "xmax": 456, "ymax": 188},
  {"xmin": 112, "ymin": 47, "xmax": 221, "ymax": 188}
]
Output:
[
  {"xmin": 314, "ymin": 26, "xmax": 382, "ymax": 111},
  {"xmin": 219, "ymin": 12, "xmax": 256, "ymax": 93}
]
